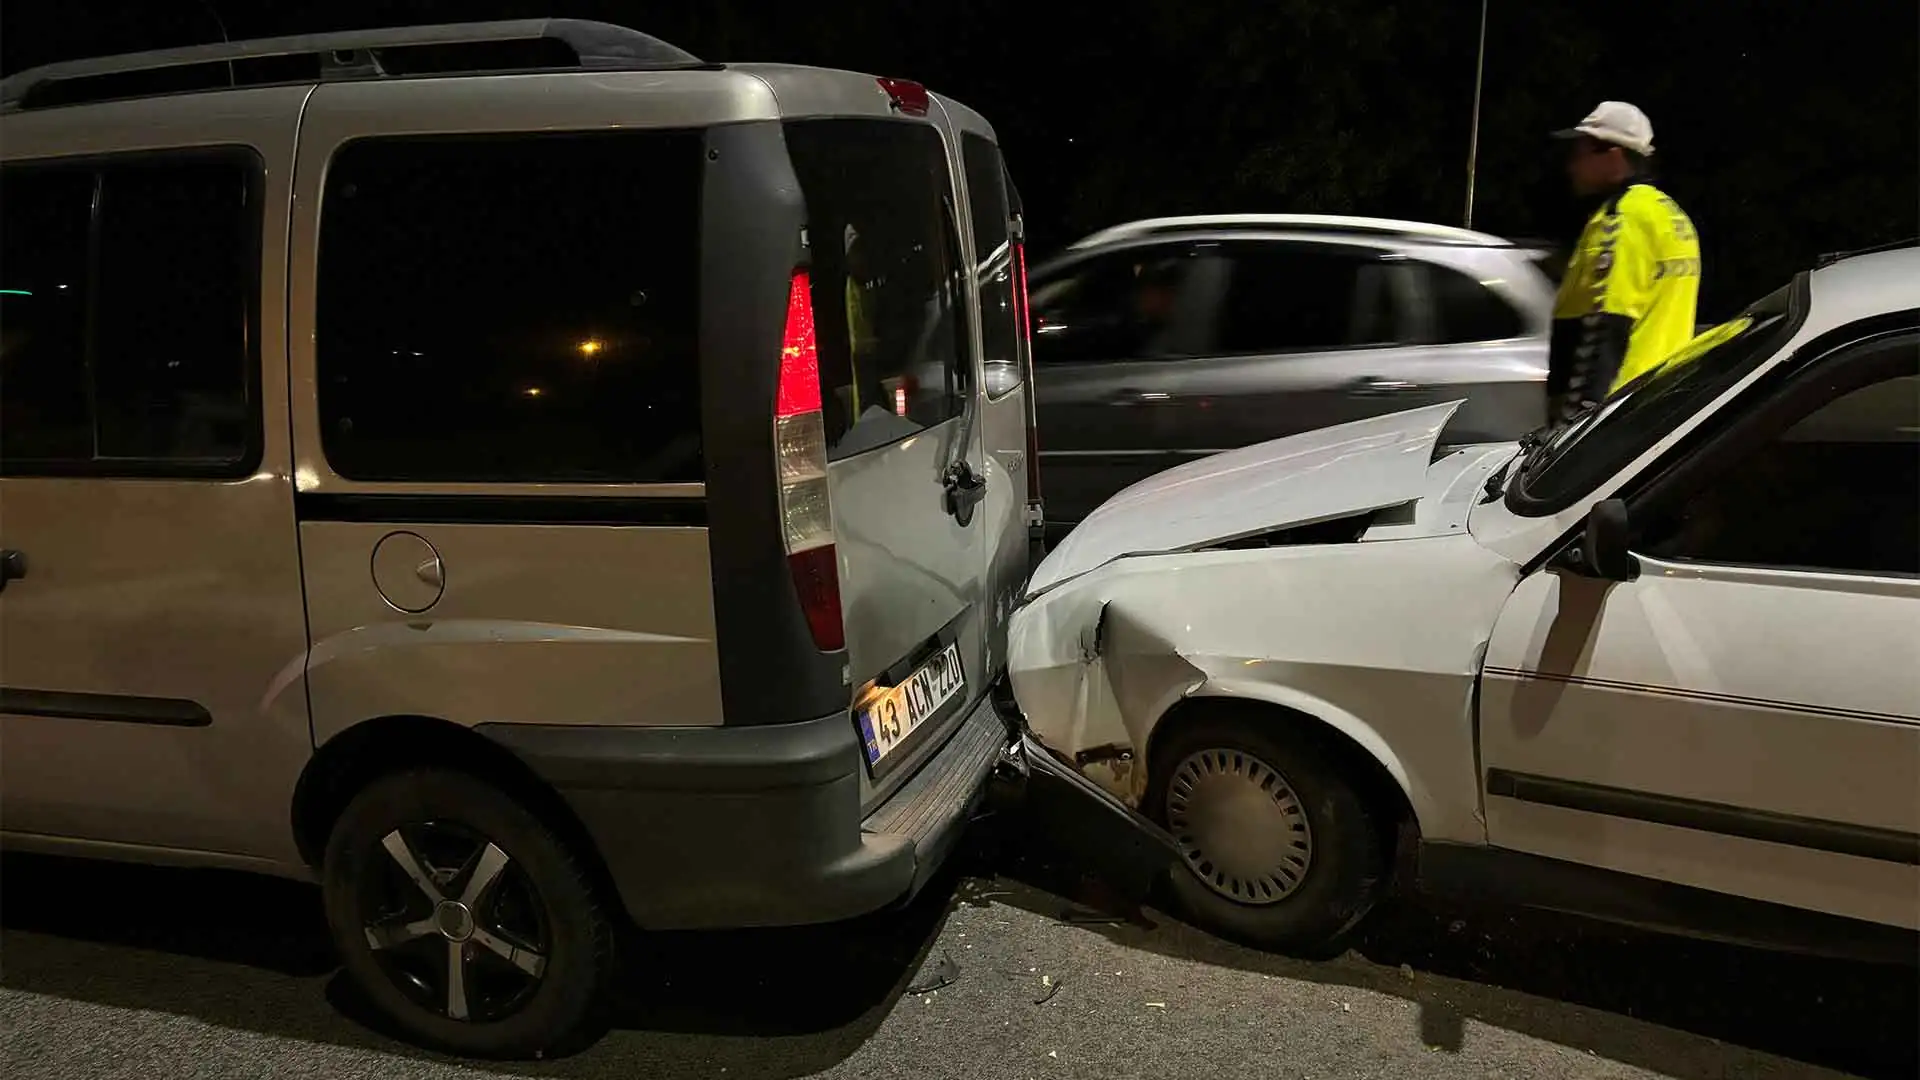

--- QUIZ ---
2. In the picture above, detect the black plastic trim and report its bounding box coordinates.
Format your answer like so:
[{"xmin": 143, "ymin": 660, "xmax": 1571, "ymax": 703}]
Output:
[
  {"xmin": 1483, "ymin": 666, "xmax": 1920, "ymax": 727},
  {"xmin": 1419, "ymin": 841, "xmax": 1918, "ymax": 964},
  {"xmin": 478, "ymin": 710, "xmax": 906, "ymax": 929},
  {"xmin": 294, "ymin": 492, "xmax": 706, "ymax": 527},
  {"xmin": 477, "ymin": 713, "xmax": 857, "ymax": 793},
  {"xmin": 1486, "ymin": 768, "xmax": 1920, "ymax": 866},
  {"xmin": 0, "ymin": 687, "xmax": 211, "ymax": 727},
  {"xmin": 697, "ymin": 121, "xmax": 849, "ymax": 727}
]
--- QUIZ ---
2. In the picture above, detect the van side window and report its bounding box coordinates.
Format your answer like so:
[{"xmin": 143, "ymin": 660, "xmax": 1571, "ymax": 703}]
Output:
[
  {"xmin": 783, "ymin": 119, "xmax": 968, "ymax": 459},
  {"xmin": 316, "ymin": 132, "xmax": 705, "ymax": 484},
  {"xmin": 0, "ymin": 154, "xmax": 259, "ymax": 474},
  {"xmin": 960, "ymin": 133, "xmax": 1022, "ymax": 396}
]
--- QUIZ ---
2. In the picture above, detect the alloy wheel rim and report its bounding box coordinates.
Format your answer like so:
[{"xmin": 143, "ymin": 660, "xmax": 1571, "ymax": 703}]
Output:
[
  {"xmin": 1167, "ymin": 748, "xmax": 1314, "ymax": 905},
  {"xmin": 359, "ymin": 822, "xmax": 551, "ymax": 1024}
]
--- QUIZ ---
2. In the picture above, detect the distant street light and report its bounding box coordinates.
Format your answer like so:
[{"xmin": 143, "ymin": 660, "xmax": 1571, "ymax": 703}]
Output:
[{"xmin": 1464, "ymin": 0, "xmax": 1489, "ymax": 229}]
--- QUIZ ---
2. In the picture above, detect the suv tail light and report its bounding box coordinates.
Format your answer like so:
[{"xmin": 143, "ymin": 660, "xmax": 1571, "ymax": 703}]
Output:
[{"xmin": 775, "ymin": 269, "xmax": 844, "ymax": 652}]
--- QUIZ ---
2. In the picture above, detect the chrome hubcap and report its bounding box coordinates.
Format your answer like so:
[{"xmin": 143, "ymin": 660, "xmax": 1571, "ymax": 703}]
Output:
[
  {"xmin": 362, "ymin": 828, "xmax": 549, "ymax": 1023},
  {"xmin": 1167, "ymin": 748, "xmax": 1314, "ymax": 905},
  {"xmin": 433, "ymin": 900, "xmax": 476, "ymax": 943}
]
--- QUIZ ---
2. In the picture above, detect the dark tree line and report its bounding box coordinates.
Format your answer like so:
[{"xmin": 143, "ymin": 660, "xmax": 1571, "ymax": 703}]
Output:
[{"xmin": 6, "ymin": 0, "xmax": 1915, "ymax": 318}]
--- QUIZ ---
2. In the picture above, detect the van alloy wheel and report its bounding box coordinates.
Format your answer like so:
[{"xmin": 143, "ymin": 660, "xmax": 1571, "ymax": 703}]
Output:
[
  {"xmin": 324, "ymin": 769, "xmax": 614, "ymax": 1058},
  {"xmin": 360, "ymin": 823, "xmax": 553, "ymax": 1024},
  {"xmin": 1167, "ymin": 748, "xmax": 1315, "ymax": 905}
]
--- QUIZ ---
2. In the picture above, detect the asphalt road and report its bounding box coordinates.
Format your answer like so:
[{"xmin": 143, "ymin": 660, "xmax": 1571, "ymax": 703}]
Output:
[{"xmin": 2, "ymin": 823, "xmax": 1914, "ymax": 1080}]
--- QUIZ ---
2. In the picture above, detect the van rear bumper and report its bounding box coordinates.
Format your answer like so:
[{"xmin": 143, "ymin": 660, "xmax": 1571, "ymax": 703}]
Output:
[{"xmin": 477, "ymin": 697, "xmax": 1008, "ymax": 930}]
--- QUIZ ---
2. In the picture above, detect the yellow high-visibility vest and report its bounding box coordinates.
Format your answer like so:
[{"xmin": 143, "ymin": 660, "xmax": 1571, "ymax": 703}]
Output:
[{"xmin": 1553, "ymin": 183, "xmax": 1702, "ymax": 392}]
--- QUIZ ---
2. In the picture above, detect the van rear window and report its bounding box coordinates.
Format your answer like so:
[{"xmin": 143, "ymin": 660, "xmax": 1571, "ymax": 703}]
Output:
[
  {"xmin": 316, "ymin": 131, "xmax": 704, "ymax": 484},
  {"xmin": 783, "ymin": 119, "xmax": 968, "ymax": 459}
]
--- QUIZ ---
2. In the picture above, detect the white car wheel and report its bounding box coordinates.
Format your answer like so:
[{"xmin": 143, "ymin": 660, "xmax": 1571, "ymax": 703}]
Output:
[{"xmin": 1167, "ymin": 748, "xmax": 1316, "ymax": 904}]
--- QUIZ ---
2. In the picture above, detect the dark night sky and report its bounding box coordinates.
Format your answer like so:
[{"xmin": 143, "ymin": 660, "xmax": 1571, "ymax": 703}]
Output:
[{"xmin": 4, "ymin": 1, "xmax": 1915, "ymax": 319}]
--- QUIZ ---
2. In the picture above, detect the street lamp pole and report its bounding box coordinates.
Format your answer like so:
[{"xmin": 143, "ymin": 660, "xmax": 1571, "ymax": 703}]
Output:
[{"xmin": 1464, "ymin": 0, "xmax": 1489, "ymax": 228}]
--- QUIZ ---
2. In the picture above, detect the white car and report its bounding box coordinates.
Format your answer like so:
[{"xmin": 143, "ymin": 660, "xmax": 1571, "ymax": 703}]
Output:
[{"xmin": 1008, "ymin": 245, "xmax": 1919, "ymax": 957}]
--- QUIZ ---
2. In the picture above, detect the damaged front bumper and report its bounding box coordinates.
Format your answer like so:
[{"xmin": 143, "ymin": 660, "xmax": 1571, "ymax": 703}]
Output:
[{"xmin": 988, "ymin": 684, "xmax": 1180, "ymax": 900}]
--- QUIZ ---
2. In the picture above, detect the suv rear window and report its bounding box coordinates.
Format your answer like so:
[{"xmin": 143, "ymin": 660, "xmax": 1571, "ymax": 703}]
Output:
[
  {"xmin": 783, "ymin": 119, "xmax": 968, "ymax": 459},
  {"xmin": 316, "ymin": 131, "xmax": 704, "ymax": 484}
]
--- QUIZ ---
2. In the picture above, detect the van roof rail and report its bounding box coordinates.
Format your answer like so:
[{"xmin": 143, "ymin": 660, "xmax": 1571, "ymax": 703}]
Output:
[
  {"xmin": 0, "ymin": 19, "xmax": 704, "ymax": 113},
  {"xmin": 1068, "ymin": 214, "xmax": 1513, "ymax": 251}
]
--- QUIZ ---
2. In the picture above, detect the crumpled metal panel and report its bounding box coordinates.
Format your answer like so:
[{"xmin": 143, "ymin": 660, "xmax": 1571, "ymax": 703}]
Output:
[
  {"xmin": 1027, "ymin": 401, "xmax": 1464, "ymax": 597},
  {"xmin": 1009, "ymin": 525, "xmax": 1522, "ymax": 844}
]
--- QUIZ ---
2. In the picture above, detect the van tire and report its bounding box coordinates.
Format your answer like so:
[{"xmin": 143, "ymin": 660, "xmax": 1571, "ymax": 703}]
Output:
[
  {"xmin": 1147, "ymin": 717, "xmax": 1388, "ymax": 956},
  {"xmin": 321, "ymin": 769, "xmax": 614, "ymax": 1058}
]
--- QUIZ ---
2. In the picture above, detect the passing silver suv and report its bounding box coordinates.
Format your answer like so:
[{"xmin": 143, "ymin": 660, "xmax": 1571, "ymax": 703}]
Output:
[
  {"xmin": 0, "ymin": 19, "xmax": 1052, "ymax": 1057},
  {"xmin": 1027, "ymin": 215, "xmax": 1556, "ymax": 526}
]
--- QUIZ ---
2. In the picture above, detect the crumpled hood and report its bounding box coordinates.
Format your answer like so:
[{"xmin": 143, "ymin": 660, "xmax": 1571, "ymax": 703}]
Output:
[{"xmin": 1028, "ymin": 401, "xmax": 1468, "ymax": 597}]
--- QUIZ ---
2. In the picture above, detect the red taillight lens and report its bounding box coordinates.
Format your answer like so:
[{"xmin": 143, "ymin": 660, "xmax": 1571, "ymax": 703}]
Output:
[
  {"xmin": 774, "ymin": 268, "xmax": 844, "ymax": 652},
  {"xmin": 776, "ymin": 271, "xmax": 822, "ymax": 418},
  {"xmin": 1013, "ymin": 241, "xmax": 1033, "ymax": 343},
  {"xmin": 876, "ymin": 77, "xmax": 931, "ymax": 117},
  {"xmin": 787, "ymin": 545, "xmax": 844, "ymax": 652},
  {"xmin": 1013, "ymin": 241, "xmax": 1043, "ymax": 508}
]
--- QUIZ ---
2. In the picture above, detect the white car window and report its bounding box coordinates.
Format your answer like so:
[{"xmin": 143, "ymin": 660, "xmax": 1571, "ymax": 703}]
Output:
[
  {"xmin": 1783, "ymin": 373, "xmax": 1920, "ymax": 443},
  {"xmin": 1636, "ymin": 342, "xmax": 1918, "ymax": 577},
  {"xmin": 1509, "ymin": 285, "xmax": 1799, "ymax": 515}
]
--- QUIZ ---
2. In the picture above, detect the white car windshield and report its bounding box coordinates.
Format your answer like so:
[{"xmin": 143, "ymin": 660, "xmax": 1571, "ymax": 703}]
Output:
[{"xmin": 1507, "ymin": 283, "xmax": 1800, "ymax": 514}]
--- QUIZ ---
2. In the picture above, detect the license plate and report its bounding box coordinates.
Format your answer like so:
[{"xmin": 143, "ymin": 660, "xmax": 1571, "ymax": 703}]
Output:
[{"xmin": 858, "ymin": 643, "xmax": 965, "ymax": 768}]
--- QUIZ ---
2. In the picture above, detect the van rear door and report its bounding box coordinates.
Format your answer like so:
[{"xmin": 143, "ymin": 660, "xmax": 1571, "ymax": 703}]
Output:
[
  {"xmin": 947, "ymin": 118, "xmax": 1035, "ymax": 679},
  {"xmin": 784, "ymin": 117, "xmax": 991, "ymax": 807}
]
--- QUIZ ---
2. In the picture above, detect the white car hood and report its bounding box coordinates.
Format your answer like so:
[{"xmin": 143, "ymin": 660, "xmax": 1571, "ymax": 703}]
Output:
[{"xmin": 1028, "ymin": 401, "xmax": 1467, "ymax": 597}]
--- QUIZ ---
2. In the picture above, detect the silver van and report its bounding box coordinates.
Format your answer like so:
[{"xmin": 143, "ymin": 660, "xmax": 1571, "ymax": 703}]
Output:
[{"xmin": 0, "ymin": 19, "xmax": 1053, "ymax": 1057}]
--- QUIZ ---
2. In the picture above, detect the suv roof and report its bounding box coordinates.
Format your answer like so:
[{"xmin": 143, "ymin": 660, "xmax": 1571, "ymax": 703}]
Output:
[
  {"xmin": 1067, "ymin": 214, "xmax": 1519, "ymax": 253},
  {"xmin": 0, "ymin": 19, "xmax": 705, "ymax": 112}
]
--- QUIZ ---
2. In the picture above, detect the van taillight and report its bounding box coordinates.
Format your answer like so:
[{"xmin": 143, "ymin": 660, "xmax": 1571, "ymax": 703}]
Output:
[
  {"xmin": 775, "ymin": 270, "xmax": 845, "ymax": 652},
  {"xmin": 1013, "ymin": 241, "xmax": 1043, "ymax": 510},
  {"xmin": 876, "ymin": 77, "xmax": 931, "ymax": 117},
  {"xmin": 1013, "ymin": 240, "xmax": 1033, "ymax": 343}
]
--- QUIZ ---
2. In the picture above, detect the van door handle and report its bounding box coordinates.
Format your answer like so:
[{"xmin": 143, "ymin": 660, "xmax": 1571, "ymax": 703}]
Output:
[
  {"xmin": 1350, "ymin": 377, "xmax": 1419, "ymax": 396},
  {"xmin": 942, "ymin": 461, "xmax": 987, "ymax": 527},
  {"xmin": 0, "ymin": 549, "xmax": 26, "ymax": 592}
]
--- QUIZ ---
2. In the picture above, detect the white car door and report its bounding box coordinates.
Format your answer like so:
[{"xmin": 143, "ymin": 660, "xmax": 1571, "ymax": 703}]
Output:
[{"xmin": 1479, "ymin": 329, "xmax": 1920, "ymax": 929}]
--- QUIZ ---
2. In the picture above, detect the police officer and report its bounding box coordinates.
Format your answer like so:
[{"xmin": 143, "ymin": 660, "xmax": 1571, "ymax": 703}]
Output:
[{"xmin": 1548, "ymin": 101, "xmax": 1701, "ymax": 423}]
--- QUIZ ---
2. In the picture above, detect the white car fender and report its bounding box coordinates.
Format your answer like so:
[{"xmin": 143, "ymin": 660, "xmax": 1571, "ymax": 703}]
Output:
[
  {"xmin": 1178, "ymin": 675, "xmax": 1418, "ymax": 819},
  {"xmin": 1009, "ymin": 536, "xmax": 1522, "ymax": 846}
]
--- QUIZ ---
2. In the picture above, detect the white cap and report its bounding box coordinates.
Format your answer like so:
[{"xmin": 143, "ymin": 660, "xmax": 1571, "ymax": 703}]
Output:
[{"xmin": 1554, "ymin": 100, "xmax": 1655, "ymax": 156}]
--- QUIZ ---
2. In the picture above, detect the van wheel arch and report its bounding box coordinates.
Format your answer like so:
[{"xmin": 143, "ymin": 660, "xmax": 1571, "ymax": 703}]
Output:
[{"xmin": 291, "ymin": 716, "xmax": 614, "ymax": 899}]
